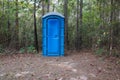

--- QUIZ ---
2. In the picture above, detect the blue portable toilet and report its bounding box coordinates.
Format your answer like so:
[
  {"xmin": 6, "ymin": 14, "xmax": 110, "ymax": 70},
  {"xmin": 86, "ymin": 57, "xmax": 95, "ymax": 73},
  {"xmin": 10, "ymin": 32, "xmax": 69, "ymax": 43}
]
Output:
[{"xmin": 42, "ymin": 12, "xmax": 64, "ymax": 56}]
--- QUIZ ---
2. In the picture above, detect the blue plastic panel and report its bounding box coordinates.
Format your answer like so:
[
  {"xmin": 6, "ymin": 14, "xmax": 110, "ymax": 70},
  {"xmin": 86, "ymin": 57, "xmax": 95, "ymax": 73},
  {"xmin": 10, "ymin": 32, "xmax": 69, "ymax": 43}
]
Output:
[
  {"xmin": 47, "ymin": 19, "xmax": 60, "ymax": 54},
  {"xmin": 42, "ymin": 12, "xmax": 64, "ymax": 56}
]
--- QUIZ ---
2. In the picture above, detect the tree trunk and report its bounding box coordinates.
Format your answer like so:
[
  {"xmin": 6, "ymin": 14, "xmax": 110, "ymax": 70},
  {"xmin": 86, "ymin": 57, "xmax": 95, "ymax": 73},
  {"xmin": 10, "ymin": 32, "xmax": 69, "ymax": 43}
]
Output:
[
  {"xmin": 7, "ymin": 0, "xmax": 11, "ymax": 45},
  {"xmin": 109, "ymin": 0, "xmax": 114, "ymax": 55},
  {"xmin": 15, "ymin": 0, "xmax": 19, "ymax": 49},
  {"xmin": 15, "ymin": 0, "xmax": 19, "ymax": 33},
  {"xmin": 42, "ymin": 0, "xmax": 45, "ymax": 16},
  {"xmin": 34, "ymin": 0, "xmax": 39, "ymax": 52},
  {"xmin": 75, "ymin": 0, "xmax": 79, "ymax": 50},
  {"xmin": 47, "ymin": 0, "xmax": 50, "ymax": 12},
  {"xmin": 2, "ymin": 0, "xmax": 4, "ymax": 13},
  {"xmin": 64, "ymin": 0, "xmax": 69, "ymax": 50},
  {"xmin": 79, "ymin": 0, "xmax": 83, "ymax": 49},
  {"xmin": 52, "ymin": 4, "xmax": 55, "ymax": 12},
  {"xmin": 7, "ymin": 0, "xmax": 10, "ymax": 29}
]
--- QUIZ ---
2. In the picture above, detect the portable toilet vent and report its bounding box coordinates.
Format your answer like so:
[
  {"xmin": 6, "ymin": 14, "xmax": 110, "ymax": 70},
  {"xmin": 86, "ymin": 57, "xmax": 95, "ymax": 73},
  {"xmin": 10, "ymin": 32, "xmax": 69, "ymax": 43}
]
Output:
[{"xmin": 42, "ymin": 12, "xmax": 64, "ymax": 56}]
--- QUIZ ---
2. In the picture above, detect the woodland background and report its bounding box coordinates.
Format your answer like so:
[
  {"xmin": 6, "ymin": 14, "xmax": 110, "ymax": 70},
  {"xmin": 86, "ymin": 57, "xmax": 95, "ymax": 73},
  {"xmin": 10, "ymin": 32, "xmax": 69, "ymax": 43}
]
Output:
[{"xmin": 0, "ymin": 0, "xmax": 120, "ymax": 57}]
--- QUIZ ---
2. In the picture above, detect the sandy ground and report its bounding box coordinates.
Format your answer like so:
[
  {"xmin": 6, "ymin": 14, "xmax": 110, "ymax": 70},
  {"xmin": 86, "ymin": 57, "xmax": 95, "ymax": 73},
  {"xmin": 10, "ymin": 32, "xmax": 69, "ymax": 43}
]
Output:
[{"xmin": 0, "ymin": 50, "xmax": 120, "ymax": 80}]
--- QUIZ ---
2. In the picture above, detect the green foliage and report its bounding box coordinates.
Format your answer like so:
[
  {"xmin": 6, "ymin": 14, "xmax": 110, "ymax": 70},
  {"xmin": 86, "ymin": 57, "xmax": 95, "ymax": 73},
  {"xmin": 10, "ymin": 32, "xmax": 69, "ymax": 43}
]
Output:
[
  {"xmin": 19, "ymin": 48, "xmax": 25, "ymax": 53},
  {"xmin": 19, "ymin": 45, "xmax": 37, "ymax": 53},
  {"xmin": 27, "ymin": 45, "xmax": 36, "ymax": 53},
  {"xmin": 0, "ymin": 45, "xmax": 4, "ymax": 53},
  {"xmin": 95, "ymin": 48, "xmax": 105, "ymax": 56}
]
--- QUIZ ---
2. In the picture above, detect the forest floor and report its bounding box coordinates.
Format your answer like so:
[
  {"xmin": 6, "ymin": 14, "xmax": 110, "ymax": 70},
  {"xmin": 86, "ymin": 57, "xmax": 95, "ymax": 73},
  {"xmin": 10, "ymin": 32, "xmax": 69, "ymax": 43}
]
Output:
[{"xmin": 0, "ymin": 50, "xmax": 120, "ymax": 80}]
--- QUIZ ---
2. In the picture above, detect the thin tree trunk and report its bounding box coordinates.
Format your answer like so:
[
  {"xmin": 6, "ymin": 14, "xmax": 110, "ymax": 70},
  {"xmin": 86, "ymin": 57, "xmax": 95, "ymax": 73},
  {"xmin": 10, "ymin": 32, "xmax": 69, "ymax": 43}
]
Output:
[
  {"xmin": 2, "ymin": 0, "xmax": 4, "ymax": 13},
  {"xmin": 109, "ymin": 0, "xmax": 114, "ymax": 55},
  {"xmin": 52, "ymin": 4, "xmax": 55, "ymax": 12},
  {"xmin": 15, "ymin": 0, "xmax": 19, "ymax": 49},
  {"xmin": 34, "ymin": 0, "xmax": 39, "ymax": 52},
  {"xmin": 47, "ymin": 0, "xmax": 50, "ymax": 12},
  {"xmin": 75, "ymin": 0, "xmax": 79, "ymax": 50},
  {"xmin": 79, "ymin": 0, "xmax": 83, "ymax": 49},
  {"xmin": 42, "ymin": 0, "xmax": 45, "ymax": 16},
  {"xmin": 99, "ymin": 0, "xmax": 104, "ymax": 48},
  {"xmin": 7, "ymin": 0, "xmax": 11, "ymax": 45},
  {"xmin": 64, "ymin": 0, "xmax": 69, "ymax": 50},
  {"xmin": 92, "ymin": 1, "xmax": 95, "ymax": 51},
  {"xmin": 7, "ymin": 0, "xmax": 10, "ymax": 29},
  {"xmin": 16, "ymin": 0, "xmax": 19, "ymax": 33}
]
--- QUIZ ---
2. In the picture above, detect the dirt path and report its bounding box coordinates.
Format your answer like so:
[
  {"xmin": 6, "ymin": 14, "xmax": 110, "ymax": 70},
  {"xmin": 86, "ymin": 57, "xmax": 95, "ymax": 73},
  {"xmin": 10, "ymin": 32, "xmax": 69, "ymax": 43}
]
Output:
[{"xmin": 0, "ymin": 51, "xmax": 120, "ymax": 80}]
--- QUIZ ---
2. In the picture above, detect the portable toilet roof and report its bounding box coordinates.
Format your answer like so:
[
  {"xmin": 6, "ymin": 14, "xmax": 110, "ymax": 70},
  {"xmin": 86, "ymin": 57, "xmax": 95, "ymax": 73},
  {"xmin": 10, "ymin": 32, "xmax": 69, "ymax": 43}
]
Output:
[{"xmin": 42, "ymin": 12, "xmax": 64, "ymax": 18}]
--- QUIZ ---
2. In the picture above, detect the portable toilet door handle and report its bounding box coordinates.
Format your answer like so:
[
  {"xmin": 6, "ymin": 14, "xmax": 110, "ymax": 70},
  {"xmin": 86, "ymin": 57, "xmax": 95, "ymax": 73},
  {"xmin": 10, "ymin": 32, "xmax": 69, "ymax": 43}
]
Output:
[{"xmin": 54, "ymin": 35, "xmax": 59, "ymax": 38}]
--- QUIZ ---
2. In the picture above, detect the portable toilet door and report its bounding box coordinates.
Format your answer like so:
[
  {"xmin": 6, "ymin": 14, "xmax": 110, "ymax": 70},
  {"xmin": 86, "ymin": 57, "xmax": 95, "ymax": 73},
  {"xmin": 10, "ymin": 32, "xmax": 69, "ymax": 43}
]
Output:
[{"xmin": 42, "ymin": 12, "xmax": 64, "ymax": 56}]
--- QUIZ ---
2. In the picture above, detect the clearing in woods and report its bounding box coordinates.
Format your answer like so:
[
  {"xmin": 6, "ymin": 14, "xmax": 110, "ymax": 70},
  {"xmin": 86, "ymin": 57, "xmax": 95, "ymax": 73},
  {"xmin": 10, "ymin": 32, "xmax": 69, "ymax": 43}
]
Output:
[{"xmin": 0, "ymin": 50, "xmax": 120, "ymax": 80}]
